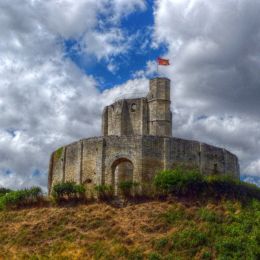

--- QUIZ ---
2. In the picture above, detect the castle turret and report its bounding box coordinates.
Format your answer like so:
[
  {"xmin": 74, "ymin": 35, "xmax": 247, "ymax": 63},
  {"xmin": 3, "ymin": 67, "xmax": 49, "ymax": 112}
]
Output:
[{"xmin": 147, "ymin": 77, "xmax": 172, "ymax": 137}]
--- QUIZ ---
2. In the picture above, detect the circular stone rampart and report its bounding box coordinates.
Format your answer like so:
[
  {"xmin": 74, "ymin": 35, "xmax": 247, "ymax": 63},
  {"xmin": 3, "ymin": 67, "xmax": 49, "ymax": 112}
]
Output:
[{"xmin": 48, "ymin": 135, "xmax": 239, "ymax": 193}]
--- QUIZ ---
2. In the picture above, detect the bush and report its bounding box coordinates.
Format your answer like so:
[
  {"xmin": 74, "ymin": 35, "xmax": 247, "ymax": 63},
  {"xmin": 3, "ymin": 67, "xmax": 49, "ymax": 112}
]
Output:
[
  {"xmin": 206, "ymin": 175, "xmax": 260, "ymax": 201},
  {"xmin": 0, "ymin": 187, "xmax": 42, "ymax": 210},
  {"xmin": 118, "ymin": 181, "xmax": 139, "ymax": 198},
  {"xmin": 94, "ymin": 184, "xmax": 113, "ymax": 201},
  {"xmin": 153, "ymin": 167, "xmax": 204, "ymax": 196},
  {"xmin": 153, "ymin": 167, "xmax": 260, "ymax": 201},
  {"xmin": 0, "ymin": 187, "xmax": 12, "ymax": 197},
  {"xmin": 51, "ymin": 182, "xmax": 86, "ymax": 203}
]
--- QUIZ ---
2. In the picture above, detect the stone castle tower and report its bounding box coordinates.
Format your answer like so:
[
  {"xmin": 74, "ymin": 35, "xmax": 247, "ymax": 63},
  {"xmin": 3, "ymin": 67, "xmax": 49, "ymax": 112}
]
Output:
[
  {"xmin": 102, "ymin": 78, "xmax": 172, "ymax": 137},
  {"xmin": 48, "ymin": 77, "xmax": 240, "ymax": 194}
]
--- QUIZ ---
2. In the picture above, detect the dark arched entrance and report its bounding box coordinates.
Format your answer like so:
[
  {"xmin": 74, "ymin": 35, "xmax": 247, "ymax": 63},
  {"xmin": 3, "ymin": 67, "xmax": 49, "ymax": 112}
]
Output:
[{"xmin": 111, "ymin": 158, "xmax": 134, "ymax": 196}]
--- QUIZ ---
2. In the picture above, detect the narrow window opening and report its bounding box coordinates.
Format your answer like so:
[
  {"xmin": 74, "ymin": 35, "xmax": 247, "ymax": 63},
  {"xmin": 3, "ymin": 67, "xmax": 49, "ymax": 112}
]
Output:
[{"xmin": 131, "ymin": 103, "xmax": 137, "ymax": 112}]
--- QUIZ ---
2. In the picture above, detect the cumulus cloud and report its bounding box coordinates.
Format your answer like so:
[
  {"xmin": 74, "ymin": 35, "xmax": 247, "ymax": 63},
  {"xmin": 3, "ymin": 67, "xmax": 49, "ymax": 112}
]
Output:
[
  {"xmin": 0, "ymin": 0, "xmax": 259, "ymax": 190},
  {"xmin": 0, "ymin": 0, "xmax": 147, "ymax": 190},
  {"xmin": 39, "ymin": 0, "xmax": 146, "ymax": 61},
  {"xmin": 153, "ymin": 0, "xmax": 260, "ymax": 182}
]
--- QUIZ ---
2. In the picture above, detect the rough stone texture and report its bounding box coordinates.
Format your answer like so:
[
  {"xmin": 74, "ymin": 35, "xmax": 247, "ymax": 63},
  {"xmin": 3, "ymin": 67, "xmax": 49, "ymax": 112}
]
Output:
[
  {"xmin": 102, "ymin": 78, "xmax": 172, "ymax": 137},
  {"xmin": 48, "ymin": 77, "xmax": 240, "ymax": 194}
]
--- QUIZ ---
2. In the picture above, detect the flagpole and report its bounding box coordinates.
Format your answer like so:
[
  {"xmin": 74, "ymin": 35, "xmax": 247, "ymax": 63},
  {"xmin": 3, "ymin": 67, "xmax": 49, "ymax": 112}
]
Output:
[{"xmin": 156, "ymin": 58, "xmax": 159, "ymax": 77}]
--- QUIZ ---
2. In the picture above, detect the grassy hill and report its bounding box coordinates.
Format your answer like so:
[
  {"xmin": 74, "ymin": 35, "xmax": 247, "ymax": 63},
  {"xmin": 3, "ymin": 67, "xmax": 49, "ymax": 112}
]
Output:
[{"xmin": 0, "ymin": 198, "xmax": 259, "ymax": 259}]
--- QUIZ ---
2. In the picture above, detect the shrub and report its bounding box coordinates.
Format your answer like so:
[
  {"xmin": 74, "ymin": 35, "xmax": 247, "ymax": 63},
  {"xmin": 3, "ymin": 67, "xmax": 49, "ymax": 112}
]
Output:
[
  {"xmin": 205, "ymin": 175, "xmax": 238, "ymax": 198},
  {"xmin": 206, "ymin": 175, "xmax": 260, "ymax": 201},
  {"xmin": 94, "ymin": 184, "xmax": 113, "ymax": 201},
  {"xmin": 0, "ymin": 187, "xmax": 12, "ymax": 197},
  {"xmin": 153, "ymin": 167, "xmax": 204, "ymax": 196},
  {"xmin": 240, "ymin": 182, "xmax": 260, "ymax": 200},
  {"xmin": 0, "ymin": 187, "xmax": 42, "ymax": 210},
  {"xmin": 51, "ymin": 182, "xmax": 86, "ymax": 203},
  {"xmin": 118, "ymin": 181, "xmax": 139, "ymax": 198},
  {"xmin": 153, "ymin": 167, "xmax": 260, "ymax": 201}
]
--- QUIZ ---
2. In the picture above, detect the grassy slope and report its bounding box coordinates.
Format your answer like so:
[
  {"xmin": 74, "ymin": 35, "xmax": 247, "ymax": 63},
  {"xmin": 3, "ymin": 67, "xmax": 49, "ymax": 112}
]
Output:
[{"xmin": 0, "ymin": 199, "xmax": 259, "ymax": 260}]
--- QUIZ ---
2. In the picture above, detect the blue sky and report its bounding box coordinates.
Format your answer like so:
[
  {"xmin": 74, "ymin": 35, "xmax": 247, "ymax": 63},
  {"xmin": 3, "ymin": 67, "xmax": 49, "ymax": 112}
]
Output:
[{"xmin": 63, "ymin": 1, "xmax": 167, "ymax": 90}]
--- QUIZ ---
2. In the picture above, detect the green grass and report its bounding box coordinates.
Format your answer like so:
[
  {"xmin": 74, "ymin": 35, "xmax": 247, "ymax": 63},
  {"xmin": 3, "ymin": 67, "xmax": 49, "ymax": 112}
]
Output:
[
  {"xmin": 151, "ymin": 199, "xmax": 260, "ymax": 259},
  {"xmin": 0, "ymin": 199, "xmax": 259, "ymax": 259},
  {"xmin": 0, "ymin": 166, "xmax": 259, "ymax": 259}
]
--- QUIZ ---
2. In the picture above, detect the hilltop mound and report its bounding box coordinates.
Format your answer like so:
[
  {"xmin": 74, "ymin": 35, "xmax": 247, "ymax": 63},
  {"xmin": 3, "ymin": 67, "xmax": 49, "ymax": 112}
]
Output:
[{"xmin": 0, "ymin": 198, "xmax": 259, "ymax": 259}]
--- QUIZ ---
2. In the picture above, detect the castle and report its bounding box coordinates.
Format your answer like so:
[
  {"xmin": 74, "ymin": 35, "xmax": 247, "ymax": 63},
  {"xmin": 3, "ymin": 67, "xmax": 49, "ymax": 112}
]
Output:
[{"xmin": 48, "ymin": 77, "xmax": 240, "ymax": 195}]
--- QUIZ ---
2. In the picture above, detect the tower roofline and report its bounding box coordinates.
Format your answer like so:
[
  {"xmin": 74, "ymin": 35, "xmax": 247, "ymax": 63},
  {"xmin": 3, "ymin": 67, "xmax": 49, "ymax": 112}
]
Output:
[{"xmin": 150, "ymin": 77, "xmax": 170, "ymax": 81}]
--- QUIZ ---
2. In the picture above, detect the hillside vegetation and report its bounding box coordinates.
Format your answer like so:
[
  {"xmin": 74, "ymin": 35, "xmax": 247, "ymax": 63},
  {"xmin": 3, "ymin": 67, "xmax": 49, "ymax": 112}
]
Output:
[
  {"xmin": 0, "ymin": 168, "xmax": 259, "ymax": 259},
  {"xmin": 0, "ymin": 199, "xmax": 259, "ymax": 259}
]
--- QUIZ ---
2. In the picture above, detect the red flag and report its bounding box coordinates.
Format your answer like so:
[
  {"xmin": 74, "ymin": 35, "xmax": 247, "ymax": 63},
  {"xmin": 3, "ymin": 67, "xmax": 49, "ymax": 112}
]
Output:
[{"xmin": 157, "ymin": 57, "xmax": 170, "ymax": 66}]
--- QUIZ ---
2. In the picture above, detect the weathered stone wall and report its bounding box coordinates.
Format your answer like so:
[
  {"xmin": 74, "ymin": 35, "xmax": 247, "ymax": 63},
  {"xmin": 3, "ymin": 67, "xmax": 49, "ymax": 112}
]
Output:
[
  {"xmin": 102, "ymin": 136, "xmax": 143, "ymax": 186},
  {"xmin": 48, "ymin": 77, "xmax": 240, "ymax": 195},
  {"xmin": 81, "ymin": 138, "xmax": 104, "ymax": 194},
  {"xmin": 48, "ymin": 147, "xmax": 66, "ymax": 193},
  {"xmin": 49, "ymin": 136, "xmax": 240, "ymax": 194},
  {"xmin": 141, "ymin": 136, "xmax": 165, "ymax": 183},
  {"xmin": 64, "ymin": 141, "xmax": 81, "ymax": 183},
  {"xmin": 169, "ymin": 138, "xmax": 201, "ymax": 169},
  {"xmin": 168, "ymin": 138, "xmax": 239, "ymax": 177},
  {"xmin": 147, "ymin": 78, "xmax": 172, "ymax": 137},
  {"xmin": 102, "ymin": 77, "xmax": 172, "ymax": 137},
  {"xmin": 103, "ymin": 98, "xmax": 149, "ymax": 136}
]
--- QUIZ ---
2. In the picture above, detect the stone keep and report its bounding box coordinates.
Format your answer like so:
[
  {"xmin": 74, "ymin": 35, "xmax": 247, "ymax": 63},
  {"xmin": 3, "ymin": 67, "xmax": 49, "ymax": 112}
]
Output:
[{"xmin": 48, "ymin": 77, "xmax": 240, "ymax": 194}]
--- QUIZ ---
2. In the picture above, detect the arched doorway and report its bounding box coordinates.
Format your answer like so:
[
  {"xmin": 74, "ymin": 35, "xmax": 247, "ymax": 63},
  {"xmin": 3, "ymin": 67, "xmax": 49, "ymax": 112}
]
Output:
[{"xmin": 111, "ymin": 158, "xmax": 134, "ymax": 196}]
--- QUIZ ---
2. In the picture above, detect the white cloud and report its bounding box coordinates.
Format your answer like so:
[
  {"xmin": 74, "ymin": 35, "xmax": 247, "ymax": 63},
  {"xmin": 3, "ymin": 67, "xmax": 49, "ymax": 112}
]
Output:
[
  {"xmin": 133, "ymin": 60, "xmax": 157, "ymax": 78},
  {"xmin": 38, "ymin": 0, "xmax": 146, "ymax": 61},
  {"xmin": 245, "ymin": 160, "xmax": 260, "ymax": 177},
  {"xmin": 0, "ymin": 0, "xmax": 148, "ymax": 190},
  {"xmin": 153, "ymin": 0, "xmax": 260, "ymax": 180},
  {"xmin": 82, "ymin": 28, "xmax": 129, "ymax": 60},
  {"xmin": 0, "ymin": 0, "xmax": 260, "ymax": 191}
]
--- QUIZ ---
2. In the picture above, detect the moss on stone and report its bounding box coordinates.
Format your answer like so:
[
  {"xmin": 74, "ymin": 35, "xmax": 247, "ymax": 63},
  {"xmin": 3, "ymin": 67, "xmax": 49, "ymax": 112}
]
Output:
[{"xmin": 54, "ymin": 147, "xmax": 63, "ymax": 161}]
